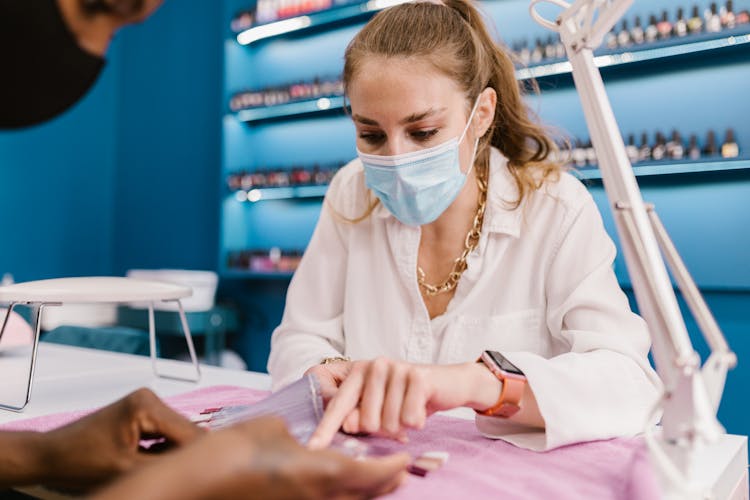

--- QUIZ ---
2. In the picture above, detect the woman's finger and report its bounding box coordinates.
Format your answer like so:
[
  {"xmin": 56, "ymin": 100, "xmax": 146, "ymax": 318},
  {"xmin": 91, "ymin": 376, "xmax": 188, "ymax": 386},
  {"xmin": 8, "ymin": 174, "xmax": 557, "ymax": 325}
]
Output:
[
  {"xmin": 357, "ymin": 358, "xmax": 390, "ymax": 434},
  {"xmin": 381, "ymin": 362, "xmax": 408, "ymax": 437},
  {"xmin": 400, "ymin": 368, "xmax": 429, "ymax": 430},
  {"xmin": 342, "ymin": 408, "xmax": 361, "ymax": 435},
  {"xmin": 308, "ymin": 365, "xmax": 367, "ymax": 449}
]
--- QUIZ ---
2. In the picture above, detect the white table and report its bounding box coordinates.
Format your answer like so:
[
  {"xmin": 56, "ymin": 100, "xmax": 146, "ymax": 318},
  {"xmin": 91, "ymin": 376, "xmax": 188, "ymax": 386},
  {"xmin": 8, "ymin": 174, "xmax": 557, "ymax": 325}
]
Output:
[
  {"xmin": 0, "ymin": 343, "xmax": 269, "ymax": 420},
  {"xmin": 0, "ymin": 343, "xmax": 747, "ymax": 499}
]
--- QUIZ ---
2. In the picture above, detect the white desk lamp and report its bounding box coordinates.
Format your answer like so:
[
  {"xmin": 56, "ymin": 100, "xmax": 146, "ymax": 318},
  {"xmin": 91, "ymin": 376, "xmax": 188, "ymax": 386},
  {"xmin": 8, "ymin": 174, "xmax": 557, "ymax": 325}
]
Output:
[
  {"xmin": 0, "ymin": 277, "xmax": 202, "ymax": 412},
  {"xmin": 528, "ymin": 1, "xmax": 738, "ymax": 497}
]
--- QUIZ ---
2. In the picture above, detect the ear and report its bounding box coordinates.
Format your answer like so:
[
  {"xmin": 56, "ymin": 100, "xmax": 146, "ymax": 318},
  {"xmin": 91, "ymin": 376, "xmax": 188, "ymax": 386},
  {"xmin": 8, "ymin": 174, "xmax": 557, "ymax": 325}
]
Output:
[{"xmin": 473, "ymin": 87, "xmax": 497, "ymax": 139}]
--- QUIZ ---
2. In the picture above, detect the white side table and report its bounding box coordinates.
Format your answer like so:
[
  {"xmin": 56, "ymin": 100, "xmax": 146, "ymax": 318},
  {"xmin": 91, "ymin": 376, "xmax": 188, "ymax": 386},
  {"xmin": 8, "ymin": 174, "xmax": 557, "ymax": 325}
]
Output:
[{"xmin": 0, "ymin": 277, "xmax": 201, "ymax": 411}]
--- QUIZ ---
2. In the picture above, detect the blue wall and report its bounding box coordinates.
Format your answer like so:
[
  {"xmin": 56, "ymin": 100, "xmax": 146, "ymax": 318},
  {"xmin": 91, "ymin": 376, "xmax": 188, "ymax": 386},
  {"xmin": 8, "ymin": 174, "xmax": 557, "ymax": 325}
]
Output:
[
  {"xmin": 0, "ymin": 47, "xmax": 120, "ymax": 281},
  {"xmin": 112, "ymin": 0, "xmax": 223, "ymax": 274}
]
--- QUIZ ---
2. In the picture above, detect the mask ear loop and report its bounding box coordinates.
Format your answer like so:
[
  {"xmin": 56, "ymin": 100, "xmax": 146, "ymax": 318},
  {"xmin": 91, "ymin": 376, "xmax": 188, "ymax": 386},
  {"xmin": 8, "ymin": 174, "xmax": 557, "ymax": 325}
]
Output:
[{"xmin": 459, "ymin": 96, "xmax": 483, "ymax": 177}]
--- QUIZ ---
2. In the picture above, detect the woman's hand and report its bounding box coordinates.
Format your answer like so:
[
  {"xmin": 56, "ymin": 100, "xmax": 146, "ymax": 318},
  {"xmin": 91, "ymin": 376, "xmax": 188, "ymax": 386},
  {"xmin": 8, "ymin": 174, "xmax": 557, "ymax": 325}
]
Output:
[
  {"xmin": 36, "ymin": 388, "xmax": 202, "ymax": 493},
  {"xmin": 91, "ymin": 416, "xmax": 409, "ymax": 500},
  {"xmin": 307, "ymin": 358, "xmax": 503, "ymax": 449},
  {"xmin": 304, "ymin": 360, "xmax": 354, "ymax": 402}
]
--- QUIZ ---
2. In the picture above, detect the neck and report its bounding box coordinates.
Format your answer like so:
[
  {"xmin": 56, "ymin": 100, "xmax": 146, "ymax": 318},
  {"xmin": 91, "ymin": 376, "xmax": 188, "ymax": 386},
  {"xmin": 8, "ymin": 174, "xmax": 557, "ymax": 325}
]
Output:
[
  {"xmin": 56, "ymin": 0, "xmax": 121, "ymax": 57},
  {"xmin": 421, "ymin": 166, "xmax": 481, "ymax": 243}
]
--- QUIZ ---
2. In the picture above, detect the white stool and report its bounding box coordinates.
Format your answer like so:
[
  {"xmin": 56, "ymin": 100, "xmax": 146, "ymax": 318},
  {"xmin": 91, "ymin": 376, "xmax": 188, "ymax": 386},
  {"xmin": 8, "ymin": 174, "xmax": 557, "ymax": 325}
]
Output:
[{"xmin": 0, "ymin": 277, "xmax": 201, "ymax": 411}]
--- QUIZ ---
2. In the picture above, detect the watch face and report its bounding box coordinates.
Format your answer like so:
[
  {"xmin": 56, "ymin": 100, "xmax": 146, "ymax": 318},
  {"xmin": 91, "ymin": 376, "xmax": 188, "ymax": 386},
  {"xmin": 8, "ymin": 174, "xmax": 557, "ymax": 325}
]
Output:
[{"xmin": 487, "ymin": 351, "xmax": 524, "ymax": 375}]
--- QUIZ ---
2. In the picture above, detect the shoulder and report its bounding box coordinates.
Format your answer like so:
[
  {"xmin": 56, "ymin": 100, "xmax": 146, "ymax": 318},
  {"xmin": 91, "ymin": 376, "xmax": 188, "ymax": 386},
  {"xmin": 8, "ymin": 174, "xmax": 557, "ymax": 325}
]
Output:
[{"xmin": 533, "ymin": 170, "xmax": 594, "ymax": 216}]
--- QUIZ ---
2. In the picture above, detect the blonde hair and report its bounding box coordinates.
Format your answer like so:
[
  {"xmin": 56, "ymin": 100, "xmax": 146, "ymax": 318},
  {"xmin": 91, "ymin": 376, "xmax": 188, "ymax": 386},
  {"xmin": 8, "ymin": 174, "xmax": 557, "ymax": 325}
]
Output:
[{"xmin": 337, "ymin": 0, "xmax": 561, "ymax": 222}]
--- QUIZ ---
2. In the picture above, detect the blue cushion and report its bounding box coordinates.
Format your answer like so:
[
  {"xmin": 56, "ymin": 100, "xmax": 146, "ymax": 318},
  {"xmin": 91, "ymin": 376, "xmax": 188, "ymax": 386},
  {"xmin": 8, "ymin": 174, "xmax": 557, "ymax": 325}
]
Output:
[{"xmin": 42, "ymin": 326, "xmax": 159, "ymax": 356}]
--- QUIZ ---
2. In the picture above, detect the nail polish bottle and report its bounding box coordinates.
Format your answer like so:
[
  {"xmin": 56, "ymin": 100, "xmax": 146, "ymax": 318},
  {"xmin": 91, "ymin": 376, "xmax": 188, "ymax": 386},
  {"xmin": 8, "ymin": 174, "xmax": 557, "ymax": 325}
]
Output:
[
  {"xmin": 673, "ymin": 7, "xmax": 688, "ymax": 37},
  {"xmin": 705, "ymin": 2, "xmax": 722, "ymax": 32},
  {"xmin": 703, "ymin": 130, "xmax": 718, "ymax": 156},
  {"xmin": 531, "ymin": 38, "xmax": 544, "ymax": 63},
  {"xmin": 573, "ymin": 139, "xmax": 587, "ymax": 167},
  {"xmin": 721, "ymin": 128, "xmax": 740, "ymax": 158},
  {"xmin": 722, "ymin": 0, "xmax": 736, "ymax": 28},
  {"xmin": 736, "ymin": 6, "xmax": 750, "ymax": 24},
  {"xmin": 584, "ymin": 140, "xmax": 597, "ymax": 165},
  {"xmin": 687, "ymin": 6, "xmax": 704, "ymax": 34},
  {"xmin": 244, "ymin": 170, "xmax": 256, "ymax": 189},
  {"xmin": 626, "ymin": 133, "xmax": 640, "ymax": 164},
  {"xmin": 646, "ymin": 15, "xmax": 659, "ymax": 43},
  {"xmin": 631, "ymin": 16, "xmax": 645, "ymax": 44},
  {"xmin": 657, "ymin": 10, "xmax": 673, "ymax": 40},
  {"xmin": 617, "ymin": 20, "xmax": 632, "ymax": 47},
  {"xmin": 652, "ymin": 132, "xmax": 667, "ymax": 161},
  {"xmin": 277, "ymin": 169, "xmax": 291, "ymax": 187},
  {"xmin": 554, "ymin": 37, "xmax": 566, "ymax": 59},
  {"xmin": 639, "ymin": 132, "xmax": 652, "ymax": 161},
  {"xmin": 544, "ymin": 35, "xmax": 556, "ymax": 60},
  {"xmin": 519, "ymin": 40, "xmax": 531, "ymax": 66},
  {"xmin": 606, "ymin": 28, "xmax": 619, "ymax": 49},
  {"xmin": 688, "ymin": 134, "xmax": 701, "ymax": 160},
  {"xmin": 317, "ymin": 166, "xmax": 329, "ymax": 184},
  {"xmin": 312, "ymin": 77, "xmax": 321, "ymax": 98},
  {"xmin": 511, "ymin": 41, "xmax": 521, "ymax": 64},
  {"xmin": 300, "ymin": 166, "xmax": 313, "ymax": 185},
  {"xmin": 667, "ymin": 130, "xmax": 684, "ymax": 160},
  {"xmin": 228, "ymin": 172, "xmax": 242, "ymax": 191}
]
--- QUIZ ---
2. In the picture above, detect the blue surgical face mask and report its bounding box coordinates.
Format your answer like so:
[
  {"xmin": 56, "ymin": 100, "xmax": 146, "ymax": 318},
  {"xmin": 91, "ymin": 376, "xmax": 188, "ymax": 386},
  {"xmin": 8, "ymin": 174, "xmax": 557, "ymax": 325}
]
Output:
[{"xmin": 357, "ymin": 98, "xmax": 481, "ymax": 226}]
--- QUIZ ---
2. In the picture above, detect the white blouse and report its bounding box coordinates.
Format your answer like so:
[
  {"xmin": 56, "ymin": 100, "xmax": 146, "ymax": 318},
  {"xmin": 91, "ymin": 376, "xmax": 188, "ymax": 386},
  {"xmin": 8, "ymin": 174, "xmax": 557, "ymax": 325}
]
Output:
[{"xmin": 268, "ymin": 147, "xmax": 661, "ymax": 451}]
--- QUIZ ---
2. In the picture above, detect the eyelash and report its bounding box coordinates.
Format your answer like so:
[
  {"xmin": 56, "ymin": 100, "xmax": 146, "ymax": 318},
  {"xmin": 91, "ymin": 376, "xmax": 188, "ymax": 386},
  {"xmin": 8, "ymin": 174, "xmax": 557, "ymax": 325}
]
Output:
[{"xmin": 358, "ymin": 129, "xmax": 439, "ymax": 145}]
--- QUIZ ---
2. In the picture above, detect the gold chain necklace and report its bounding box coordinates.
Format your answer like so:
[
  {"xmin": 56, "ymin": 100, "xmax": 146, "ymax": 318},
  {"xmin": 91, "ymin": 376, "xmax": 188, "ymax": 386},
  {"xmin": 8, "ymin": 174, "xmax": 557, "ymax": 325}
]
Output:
[{"xmin": 417, "ymin": 170, "xmax": 488, "ymax": 297}]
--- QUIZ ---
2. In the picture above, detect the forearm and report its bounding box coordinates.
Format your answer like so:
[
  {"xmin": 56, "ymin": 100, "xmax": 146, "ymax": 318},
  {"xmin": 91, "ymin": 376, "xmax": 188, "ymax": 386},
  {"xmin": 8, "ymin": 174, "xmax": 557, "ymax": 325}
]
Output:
[{"xmin": 0, "ymin": 431, "xmax": 49, "ymax": 488}]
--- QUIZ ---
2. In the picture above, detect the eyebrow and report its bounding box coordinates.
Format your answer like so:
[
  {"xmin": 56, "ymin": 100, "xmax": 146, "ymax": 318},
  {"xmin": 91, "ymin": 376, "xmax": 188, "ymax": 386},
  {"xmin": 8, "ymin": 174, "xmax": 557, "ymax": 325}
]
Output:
[{"xmin": 353, "ymin": 107, "xmax": 447, "ymax": 126}]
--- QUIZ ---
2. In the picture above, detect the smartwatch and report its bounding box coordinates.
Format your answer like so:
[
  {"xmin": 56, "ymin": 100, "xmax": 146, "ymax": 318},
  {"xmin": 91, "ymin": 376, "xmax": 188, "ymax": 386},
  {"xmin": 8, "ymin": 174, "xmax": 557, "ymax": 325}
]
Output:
[{"xmin": 476, "ymin": 350, "xmax": 527, "ymax": 418}]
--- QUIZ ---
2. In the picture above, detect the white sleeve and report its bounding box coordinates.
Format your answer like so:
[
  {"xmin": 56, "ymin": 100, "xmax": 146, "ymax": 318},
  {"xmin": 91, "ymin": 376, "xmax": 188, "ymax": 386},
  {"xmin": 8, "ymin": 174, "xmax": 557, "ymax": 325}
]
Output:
[
  {"xmin": 266, "ymin": 174, "xmax": 351, "ymax": 391},
  {"xmin": 476, "ymin": 190, "xmax": 662, "ymax": 450}
]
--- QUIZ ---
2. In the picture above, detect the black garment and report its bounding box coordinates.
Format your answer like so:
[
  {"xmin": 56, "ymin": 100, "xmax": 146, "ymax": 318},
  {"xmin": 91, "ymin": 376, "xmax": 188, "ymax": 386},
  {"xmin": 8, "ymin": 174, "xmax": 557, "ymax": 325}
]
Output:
[{"xmin": 0, "ymin": 0, "xmax": 105, "ymax": 129}]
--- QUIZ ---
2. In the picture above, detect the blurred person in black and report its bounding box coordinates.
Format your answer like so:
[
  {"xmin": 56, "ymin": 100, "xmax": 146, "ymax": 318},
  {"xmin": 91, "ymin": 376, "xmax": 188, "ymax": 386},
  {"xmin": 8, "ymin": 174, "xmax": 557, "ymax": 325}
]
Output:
[{"xmin": 0, "ymin": 0, "xmax": 162, "ymax": 128}]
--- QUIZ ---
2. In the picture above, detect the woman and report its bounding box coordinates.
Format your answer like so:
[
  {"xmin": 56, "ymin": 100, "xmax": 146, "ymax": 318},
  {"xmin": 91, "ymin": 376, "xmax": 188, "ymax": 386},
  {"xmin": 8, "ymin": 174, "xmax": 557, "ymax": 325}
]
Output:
[{"xmin": 268, "ymin": 0, "xmax": 660, "ymax": 451}]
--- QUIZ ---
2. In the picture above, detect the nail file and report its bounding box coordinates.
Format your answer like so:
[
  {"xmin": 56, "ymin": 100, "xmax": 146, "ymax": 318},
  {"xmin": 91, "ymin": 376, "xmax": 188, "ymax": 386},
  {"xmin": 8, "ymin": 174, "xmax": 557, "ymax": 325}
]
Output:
[{"xmin": 199, "ymin": 375, "xmax": 324, "ymax": 444}]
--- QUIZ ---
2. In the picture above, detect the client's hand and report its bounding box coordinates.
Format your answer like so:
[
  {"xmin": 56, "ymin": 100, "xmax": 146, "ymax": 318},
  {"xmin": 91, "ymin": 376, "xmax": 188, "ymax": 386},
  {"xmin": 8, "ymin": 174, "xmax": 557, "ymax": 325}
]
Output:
[
  {"xmin": 39, "ymin": 387, "xmax": 202, "ymax": 492},
  {"xmin": 91, "ymin": 416, "xmax": 409, "ymax": 500},
  {"xmin": 307, "ymin": 358, "xmax": 502, "ymax": 449}
]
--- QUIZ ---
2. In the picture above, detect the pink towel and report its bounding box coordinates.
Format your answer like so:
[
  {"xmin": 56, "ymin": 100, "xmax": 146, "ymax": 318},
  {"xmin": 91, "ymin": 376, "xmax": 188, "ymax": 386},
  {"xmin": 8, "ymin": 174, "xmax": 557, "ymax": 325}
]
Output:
[{"xmin": 0, "ymin": 385, "xmax": 661, "ymax": 499}]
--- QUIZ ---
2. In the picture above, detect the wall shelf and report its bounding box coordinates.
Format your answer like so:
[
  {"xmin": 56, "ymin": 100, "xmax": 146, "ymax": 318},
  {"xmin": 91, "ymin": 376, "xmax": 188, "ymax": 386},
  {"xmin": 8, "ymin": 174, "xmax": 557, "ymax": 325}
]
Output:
[
  {"xmin": 233, "ymin": 184, "xmax": 329, "ymax": 202},
  {"xmin": 574, "ymin": 158, "xmax": 750, "ymax": 180},
  {"xmin": 230, "ymin": 159, "xmax": 750, "ymax": 200},
  {"xmin": 236, "ymin": 96, "xmax": 346, "ymax": 123},
  {"xmin": 235, "ymin": 0, "xmax": 408, "ymax": 45},
  {"xmin": 517, "ymin": 30, "xmax": 750, "ymax": 80},
  {"xmin": 233, "ymin": 30, "xmax": 750, "ymax": 124}
]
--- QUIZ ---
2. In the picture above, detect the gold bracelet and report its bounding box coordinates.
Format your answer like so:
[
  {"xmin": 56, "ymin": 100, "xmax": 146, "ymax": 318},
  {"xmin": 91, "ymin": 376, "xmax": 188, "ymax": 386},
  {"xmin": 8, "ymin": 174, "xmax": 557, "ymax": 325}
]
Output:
[{"xmin": 320, "ymin": 356, "xmax": 351, "ymax": 365}]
